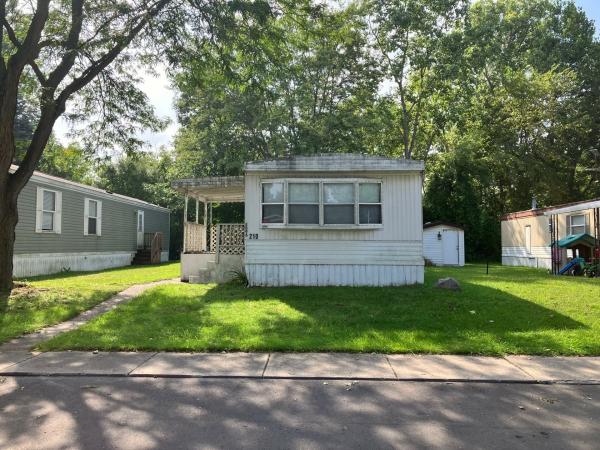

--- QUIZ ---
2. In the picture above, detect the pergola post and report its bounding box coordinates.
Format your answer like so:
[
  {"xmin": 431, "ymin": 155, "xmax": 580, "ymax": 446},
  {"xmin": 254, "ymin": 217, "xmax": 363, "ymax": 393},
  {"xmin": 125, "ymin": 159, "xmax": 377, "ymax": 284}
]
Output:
[
  {"xmin": 195, "ymin": 198, "xmax": 199, "ymax": 224},
  {"xmin": 183, "ymin": 194, "xmax": 188, "ymax": 253},
  {"xmin": 203, "ymin": 201, "xmax": 208, "ymax": 251}
]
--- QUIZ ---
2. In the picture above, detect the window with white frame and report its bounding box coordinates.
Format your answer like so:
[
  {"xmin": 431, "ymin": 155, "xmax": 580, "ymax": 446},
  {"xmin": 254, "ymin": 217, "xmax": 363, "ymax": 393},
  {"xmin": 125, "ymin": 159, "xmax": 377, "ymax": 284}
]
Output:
[
  {"xmin": 568, "ymin": 214, "xmax": 586, "ymax": 235},
  {"xmin": 84, "ymin": 198, "xmax": 102, "ymax": 236},
  {"xmin": 35, "ymin": 187, "xmax": 62, "ymax": 233},
  {"xmin": 260, "ymin": 179, "xmax": 382, "ymax": 227},
  {"xmin": 261, "ymin": 182, "xmax": 284, "ymax": 223}
]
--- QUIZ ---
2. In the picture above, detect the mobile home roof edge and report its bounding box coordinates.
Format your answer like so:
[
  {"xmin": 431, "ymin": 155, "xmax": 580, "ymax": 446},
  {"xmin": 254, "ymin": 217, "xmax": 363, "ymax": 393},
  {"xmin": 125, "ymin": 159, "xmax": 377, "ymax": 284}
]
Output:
[
  {"xmin": 10, "ymin": 165, "xmax": 170, "ymax": 213},
  {"xmin": 501, "ymin": 197, "xmax": 600, "ymax": 221},
  {"xmin": 245, "ymin": 154, "xmax": 425, "ymax": 172}
]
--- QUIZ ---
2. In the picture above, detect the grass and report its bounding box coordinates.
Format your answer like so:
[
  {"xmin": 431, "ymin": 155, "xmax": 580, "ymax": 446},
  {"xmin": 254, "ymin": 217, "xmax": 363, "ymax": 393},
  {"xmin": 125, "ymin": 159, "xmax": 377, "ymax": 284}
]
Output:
[
  {"xmin": 38, "ymin": 264, "xmax": 600, "ymax": 355},
  {"xmin": 0, "ymin": 262, "xmax": 180, "ymax": 345}
]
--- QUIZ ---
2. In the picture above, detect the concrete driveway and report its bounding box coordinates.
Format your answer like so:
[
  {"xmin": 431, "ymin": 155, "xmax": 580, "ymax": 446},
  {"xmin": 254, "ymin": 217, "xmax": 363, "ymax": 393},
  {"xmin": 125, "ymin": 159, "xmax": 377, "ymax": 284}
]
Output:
[{"xmin": 1, "ymin": 376, "xmax": 598, "ymax": 449}]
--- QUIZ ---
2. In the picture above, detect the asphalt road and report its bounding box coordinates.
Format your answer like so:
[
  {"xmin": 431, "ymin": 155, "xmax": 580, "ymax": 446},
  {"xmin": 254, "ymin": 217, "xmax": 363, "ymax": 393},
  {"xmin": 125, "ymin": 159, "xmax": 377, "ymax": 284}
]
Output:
[{"xmin": 0, "ymin": 377, "xmax": 598, "ymax": 449}]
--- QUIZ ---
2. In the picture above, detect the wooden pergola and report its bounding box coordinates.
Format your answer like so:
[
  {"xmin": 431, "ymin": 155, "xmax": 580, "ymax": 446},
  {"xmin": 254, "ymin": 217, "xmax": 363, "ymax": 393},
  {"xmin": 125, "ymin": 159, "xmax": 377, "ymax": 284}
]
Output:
[{"xmin": 171, "ymin": 176, "xmax": 245, "ymax": 254}]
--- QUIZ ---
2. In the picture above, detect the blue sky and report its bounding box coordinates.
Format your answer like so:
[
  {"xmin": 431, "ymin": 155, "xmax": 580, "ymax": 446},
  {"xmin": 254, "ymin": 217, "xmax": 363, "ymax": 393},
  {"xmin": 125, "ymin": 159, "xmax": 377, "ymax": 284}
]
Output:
[
  {"xmin": 54, "ymin": 1, "xmax": 600, "ymax": 151},
  {"xmin": 575, "ymin": 0, "xmax": 600, "ymax": 31}
]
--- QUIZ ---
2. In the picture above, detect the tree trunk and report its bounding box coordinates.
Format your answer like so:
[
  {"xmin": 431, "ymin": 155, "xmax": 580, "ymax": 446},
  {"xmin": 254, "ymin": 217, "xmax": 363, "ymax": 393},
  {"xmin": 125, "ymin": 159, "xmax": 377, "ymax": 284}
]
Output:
[{"xmin": 0, "ymin": 192, "xmax": 18, "ymax": 295}]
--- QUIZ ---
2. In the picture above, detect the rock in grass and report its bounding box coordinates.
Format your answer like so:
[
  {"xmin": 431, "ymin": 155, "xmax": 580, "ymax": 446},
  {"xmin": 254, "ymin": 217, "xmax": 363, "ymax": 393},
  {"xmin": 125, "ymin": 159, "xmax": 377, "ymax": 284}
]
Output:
[{"xmin": 436, "ymin": 277, "xmax": 461, "ymax": 291}]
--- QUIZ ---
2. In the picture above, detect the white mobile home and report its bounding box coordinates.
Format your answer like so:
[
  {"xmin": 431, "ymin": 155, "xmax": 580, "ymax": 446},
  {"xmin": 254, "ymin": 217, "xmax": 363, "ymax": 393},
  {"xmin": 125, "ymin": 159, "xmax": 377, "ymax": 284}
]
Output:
[
  {"xmin": 423, "ymin": 222, "xmax": 465, "ymax": 266},
  {"xmin": 173, "ymin": 154, "xmax": 425, "ymax": 286}
]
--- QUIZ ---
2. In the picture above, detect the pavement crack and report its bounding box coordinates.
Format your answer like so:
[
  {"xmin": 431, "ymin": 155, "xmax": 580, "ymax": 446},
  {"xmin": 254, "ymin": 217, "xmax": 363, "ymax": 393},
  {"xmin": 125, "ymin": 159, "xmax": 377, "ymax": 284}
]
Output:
[
  {"xmin": 128, "ymin": 352, "xmax": 158, "ymax": 376},
  {"xmin": 385, "ymin": 355, "xmax": 398, "ymax": 380},
  {"xmin": 261, "ymin": 353, "xmax": 271, "ymax": 378}
]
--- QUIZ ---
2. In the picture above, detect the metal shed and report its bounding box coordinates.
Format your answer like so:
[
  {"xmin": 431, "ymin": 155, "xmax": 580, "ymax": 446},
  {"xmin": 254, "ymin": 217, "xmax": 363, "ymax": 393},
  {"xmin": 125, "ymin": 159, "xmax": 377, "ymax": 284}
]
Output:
[{"xmin": 423, "ymin": 222, "xmax": 465, "ymax": 266}]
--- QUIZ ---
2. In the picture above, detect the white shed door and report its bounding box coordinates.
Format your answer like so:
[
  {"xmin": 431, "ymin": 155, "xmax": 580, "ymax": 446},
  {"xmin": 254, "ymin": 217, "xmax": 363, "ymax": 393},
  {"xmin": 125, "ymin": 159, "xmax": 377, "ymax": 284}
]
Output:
[{"xmin": 442, "ymin": 229, "xmax": 459, "ymax": 265}]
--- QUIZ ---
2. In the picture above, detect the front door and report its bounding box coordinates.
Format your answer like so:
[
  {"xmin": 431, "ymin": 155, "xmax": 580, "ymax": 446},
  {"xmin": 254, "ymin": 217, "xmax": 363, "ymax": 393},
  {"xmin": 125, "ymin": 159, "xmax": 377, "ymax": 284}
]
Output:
[
  {"xmin": 137, "ymin": 210, "xmax": 145, "ymax": 248},
  {"xmin": 442, "ymin": 229, "xmax": 459, "ymax": 265}
]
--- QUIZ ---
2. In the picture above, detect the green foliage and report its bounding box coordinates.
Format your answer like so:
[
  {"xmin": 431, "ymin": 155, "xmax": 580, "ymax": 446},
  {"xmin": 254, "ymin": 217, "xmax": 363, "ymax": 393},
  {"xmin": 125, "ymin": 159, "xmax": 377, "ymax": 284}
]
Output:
[
  {"xmin": 172, "ymin": 1, "xmax": 382, "ymax": 176},
  {"xmin": 35, "ymin": 140, "xmax": 95, "ymax": 184}
]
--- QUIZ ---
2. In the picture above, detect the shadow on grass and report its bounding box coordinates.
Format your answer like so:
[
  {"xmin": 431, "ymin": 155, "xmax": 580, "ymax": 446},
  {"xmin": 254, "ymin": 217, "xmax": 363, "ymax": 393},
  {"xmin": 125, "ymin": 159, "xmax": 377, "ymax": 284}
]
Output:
[
  {"xmin": 14, "ymin": 261, "xmax": 176, "ymax": 283},
  {"xmin": 41, "ymin": 277, "xmax": 594, "ymax": 355}
]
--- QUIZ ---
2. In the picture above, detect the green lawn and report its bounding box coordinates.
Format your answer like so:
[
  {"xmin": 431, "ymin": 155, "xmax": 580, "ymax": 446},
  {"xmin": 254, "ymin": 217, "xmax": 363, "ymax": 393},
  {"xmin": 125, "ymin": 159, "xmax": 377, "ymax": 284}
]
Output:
[
  {"xmin": 0, "ymin": 262, "xmax": 180, "ymax": 344},
  {"xmin": 38, "ymin": 264, "xmax": 600, "ymax": 355}
]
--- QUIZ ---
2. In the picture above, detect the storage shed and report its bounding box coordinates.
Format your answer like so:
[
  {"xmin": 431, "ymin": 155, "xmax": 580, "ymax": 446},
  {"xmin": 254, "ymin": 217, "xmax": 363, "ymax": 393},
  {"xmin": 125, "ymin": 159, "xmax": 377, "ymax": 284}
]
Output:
[
  {"xmin": 173, "ymin": 154, "xmax": 426, "ymax": 286},
  {"xmin": 423, "ymin": 222, "xmax": 465, "ymax": 266}
]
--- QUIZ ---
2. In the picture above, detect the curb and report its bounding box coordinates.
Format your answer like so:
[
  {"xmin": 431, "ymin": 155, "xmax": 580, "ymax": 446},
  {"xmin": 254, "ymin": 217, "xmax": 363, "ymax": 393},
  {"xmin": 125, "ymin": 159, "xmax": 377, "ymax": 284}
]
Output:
[{"xmin": 2, "ymin": 371, "xmax": 599, "ymax": 385}]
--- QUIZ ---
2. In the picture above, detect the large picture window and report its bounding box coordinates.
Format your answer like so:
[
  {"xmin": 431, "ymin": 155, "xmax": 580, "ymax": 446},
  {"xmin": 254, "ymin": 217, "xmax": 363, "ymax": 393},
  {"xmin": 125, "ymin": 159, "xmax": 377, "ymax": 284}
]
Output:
[{"xmin": 261, "ymin": 179, "xmax": 382, "ymax": 227}]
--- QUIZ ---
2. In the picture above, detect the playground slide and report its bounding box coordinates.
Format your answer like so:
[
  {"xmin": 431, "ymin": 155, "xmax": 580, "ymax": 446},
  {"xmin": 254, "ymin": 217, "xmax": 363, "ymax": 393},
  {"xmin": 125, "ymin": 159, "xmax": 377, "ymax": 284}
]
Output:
[{"xmin": 559, "ymin": 257, "xmax": 585, "ymax": 275}]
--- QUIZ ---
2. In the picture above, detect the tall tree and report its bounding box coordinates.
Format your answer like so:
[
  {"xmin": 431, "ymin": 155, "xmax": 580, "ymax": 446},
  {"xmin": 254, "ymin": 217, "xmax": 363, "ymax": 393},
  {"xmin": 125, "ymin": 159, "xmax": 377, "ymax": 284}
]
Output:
[
  {"xmin": 369, "ymin": 0, "xmax": 467, "ymax": 159},
  {"xmin": 173, "ymin": 1, "xmax": 380, "ymax": 176},
  {"xmin": 0, "ymin": 0, "xmax": 276, "ymax": 292}
]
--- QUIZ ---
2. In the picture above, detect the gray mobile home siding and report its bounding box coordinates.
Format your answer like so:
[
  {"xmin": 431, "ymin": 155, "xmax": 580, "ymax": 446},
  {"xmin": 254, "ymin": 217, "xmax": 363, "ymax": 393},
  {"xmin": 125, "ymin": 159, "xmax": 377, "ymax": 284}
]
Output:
[{"xmin": 12, "ymin": 173, "xmax": 170, "ymax": 277}]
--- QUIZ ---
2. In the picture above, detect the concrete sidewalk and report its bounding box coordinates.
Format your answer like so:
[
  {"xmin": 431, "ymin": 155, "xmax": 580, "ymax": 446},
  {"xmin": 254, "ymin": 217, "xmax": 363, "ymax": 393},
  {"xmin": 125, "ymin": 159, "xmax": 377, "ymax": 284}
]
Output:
[{"xmin": 1, "ymin": 351, "xmax": 599, "ymax": 383}]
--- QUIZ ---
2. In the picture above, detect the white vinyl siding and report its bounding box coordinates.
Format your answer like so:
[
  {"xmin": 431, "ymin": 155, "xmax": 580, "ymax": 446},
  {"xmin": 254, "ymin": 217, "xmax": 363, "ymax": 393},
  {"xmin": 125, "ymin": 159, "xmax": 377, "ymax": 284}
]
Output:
[
  {"xmin": 84, "ymin": 198, "xmax": 102, "ymax": 236},
  {"xmin": 35, "ymin": 187, "xmax": 61, "ymax": 234},
  {"xmin": 246, "ymin": 171, "xmax": 424, "ymax": 286}
]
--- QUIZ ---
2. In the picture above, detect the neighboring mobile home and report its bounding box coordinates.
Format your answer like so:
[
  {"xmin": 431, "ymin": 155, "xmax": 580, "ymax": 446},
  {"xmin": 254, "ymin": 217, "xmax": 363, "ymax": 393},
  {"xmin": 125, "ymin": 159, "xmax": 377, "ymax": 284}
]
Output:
[
  {"xmin": 423, "ymin": 222, "xmax": 465, "ymax": 266},
  {"xmin": 11, "ymin": 165, "xmax": 170, "ymax": 278},
  {"xmin": 172, "ymin": 154, "xmax": 425, "ymax": 287},
  {"xmin": 501, "ymin": 198, "xmax": 600, "ymax": 271}
]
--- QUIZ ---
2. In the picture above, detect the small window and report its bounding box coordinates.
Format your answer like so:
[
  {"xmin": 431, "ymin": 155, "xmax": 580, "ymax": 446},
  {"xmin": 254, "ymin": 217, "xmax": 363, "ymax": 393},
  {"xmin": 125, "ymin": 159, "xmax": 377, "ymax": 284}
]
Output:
[
  {"xmin": 288, "ymin": 183, "xmax": 319, "ymax": 224},
  {"xmin": 261, "ymin": 182, "xmax": 284, "ymax": 224},
  {"xmin": 88, "ymin": 200, "xmax": 98, "ymax": 235},
  {"xmin": 569, "ymin": 214, "xmax": 586, "ymax": 235},
  {"xmin": 324, "ymin": 183, "xmax": 354, "ymax": 224},
  {"xmin": 42, "ymin": 190, "xmax": 56, "ymax": 231},
  {"xmin": 84, "ymin": 198, "xmax": 102, "ymax": 236},
  {"xmin": 359, "ymin": 183, "xmax": 382, "ymax": 224},
  {"xmin": 36, "ymin": 187, "xmax": 61, "ymax": 233},
  {"xmin": 525, "ymin": 225, "xmax": 531, "ymax": 254}
]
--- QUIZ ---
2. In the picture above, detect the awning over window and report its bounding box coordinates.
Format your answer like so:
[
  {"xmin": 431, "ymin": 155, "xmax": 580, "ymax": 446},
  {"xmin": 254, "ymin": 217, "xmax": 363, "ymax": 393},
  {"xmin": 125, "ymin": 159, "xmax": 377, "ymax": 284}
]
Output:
[
  {"xmin": 553, "ymin": 233, "xmax": 597, "ymax": 248},
  {"xmin": 171, "ymin": 177, "xmax": 245, "ymax": 203}
]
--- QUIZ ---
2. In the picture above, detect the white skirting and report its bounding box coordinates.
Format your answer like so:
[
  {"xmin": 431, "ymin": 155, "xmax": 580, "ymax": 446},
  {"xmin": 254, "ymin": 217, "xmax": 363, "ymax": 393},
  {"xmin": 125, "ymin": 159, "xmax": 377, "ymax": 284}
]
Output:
[
  {"xmin": 501, "ymin": 246, "xmax": 552, "ymax": 270},
  {"xmin": 502, "ymin": 256, "xmax": 551, "ymax": 270},
  {"xmin": 246, "ymin": 264, "xmax": 424, "ymax": 287},
  {"xmin": 161, "ymin": 251, "xmax": 169, "ymax": 262},
  {"xmin": 13, "ymin": 251, "xmax": 136, "ymax": 278}
]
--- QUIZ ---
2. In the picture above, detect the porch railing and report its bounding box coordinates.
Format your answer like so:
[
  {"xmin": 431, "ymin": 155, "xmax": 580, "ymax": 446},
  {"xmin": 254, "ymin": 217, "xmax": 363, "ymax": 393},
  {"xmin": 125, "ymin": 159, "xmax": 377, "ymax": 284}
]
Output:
[
  {"xmin": 184, "ymin": 222, "xmax": 206, "ymax": 253},
  {"xmin": 183, "ymin": 222, "xmax": 245, "ymax": 258}
]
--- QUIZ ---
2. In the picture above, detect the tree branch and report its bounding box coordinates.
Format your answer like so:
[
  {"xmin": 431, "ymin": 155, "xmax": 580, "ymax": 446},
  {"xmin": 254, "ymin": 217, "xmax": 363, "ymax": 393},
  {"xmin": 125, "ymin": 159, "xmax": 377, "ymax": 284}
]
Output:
[
  {"xmin": 1, "ymin": 17, "xmax": 20, "ymax": 48},
  {"xmin": 29, "ymin": 59, "xmax": 47, "ymax": 85},
  {"xmin": 10, "ymin": 0, "xmax": 170, "ymax": 192},
  {"xmin": 45, "ymin": 0, "xmax": 84, "ymax": 89}
]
